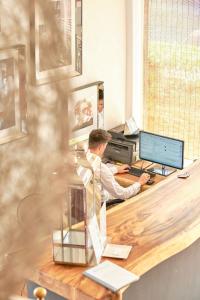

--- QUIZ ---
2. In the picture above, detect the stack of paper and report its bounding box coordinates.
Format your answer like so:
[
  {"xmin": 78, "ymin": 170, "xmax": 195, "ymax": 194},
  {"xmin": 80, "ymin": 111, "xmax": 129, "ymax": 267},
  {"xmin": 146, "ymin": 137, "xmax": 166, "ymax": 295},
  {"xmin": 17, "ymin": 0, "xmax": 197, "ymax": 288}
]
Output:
[{"xmin": 83, "ymin": 260, "xmax": 139, "ymax": 292}]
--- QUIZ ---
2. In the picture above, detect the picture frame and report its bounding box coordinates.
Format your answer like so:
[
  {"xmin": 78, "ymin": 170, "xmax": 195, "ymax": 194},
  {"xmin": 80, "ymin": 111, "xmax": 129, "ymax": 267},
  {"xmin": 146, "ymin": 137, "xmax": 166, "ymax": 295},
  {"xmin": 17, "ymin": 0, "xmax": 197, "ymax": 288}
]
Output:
[
  {"xmin": 30, "ymin": 0, "xmax": 82, "ymax": 85},
  {"xmin": 69, "ymin": 81, "xmax": 103, "ymax": 145},
  {"xmin": 0, "ymin": 45, "xmax": 27, "ymax": 145},
  {"xmin": 0, "ymin": 1, "xmax": 1, "ymax": 33}
]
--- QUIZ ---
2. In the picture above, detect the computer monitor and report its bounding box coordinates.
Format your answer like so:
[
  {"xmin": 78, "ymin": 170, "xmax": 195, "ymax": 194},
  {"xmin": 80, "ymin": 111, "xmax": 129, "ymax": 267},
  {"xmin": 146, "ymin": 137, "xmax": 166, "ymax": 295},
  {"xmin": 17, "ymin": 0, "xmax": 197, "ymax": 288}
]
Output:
[{"xmin": 139, "ymin": 131, "xmax": 184, "ymax": 176}]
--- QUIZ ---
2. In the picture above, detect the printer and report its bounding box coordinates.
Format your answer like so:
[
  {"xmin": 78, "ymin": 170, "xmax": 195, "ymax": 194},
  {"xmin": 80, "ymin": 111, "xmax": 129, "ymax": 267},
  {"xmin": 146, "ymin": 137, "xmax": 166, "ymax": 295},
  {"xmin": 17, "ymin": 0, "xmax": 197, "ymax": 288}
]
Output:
[
  {"xmin": 103, "ymin": 139, "xmax": 134, "ymax": 165},
  {"xmin": 108, "ymin": 124, "xmax": 139, "ymax": 146},
  {"xmin": 108, "ymin": 118, "xmax": 139, "ymax": 145},
  {"xmin": 104, "ymin": 119, "xmax": 139, "ymax": 164}
]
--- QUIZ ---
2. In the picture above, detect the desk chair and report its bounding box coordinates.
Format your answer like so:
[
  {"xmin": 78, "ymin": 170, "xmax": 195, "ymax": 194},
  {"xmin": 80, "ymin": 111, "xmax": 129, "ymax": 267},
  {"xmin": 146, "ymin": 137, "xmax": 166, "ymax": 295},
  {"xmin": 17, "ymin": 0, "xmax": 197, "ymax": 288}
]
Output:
[
  {"xmin": 106, "ymin": 199, "xmax": 125, "ymax": 208},
  {"xmin": 10, "ymin": 287, "xmax": 47, "ymax": 300}
]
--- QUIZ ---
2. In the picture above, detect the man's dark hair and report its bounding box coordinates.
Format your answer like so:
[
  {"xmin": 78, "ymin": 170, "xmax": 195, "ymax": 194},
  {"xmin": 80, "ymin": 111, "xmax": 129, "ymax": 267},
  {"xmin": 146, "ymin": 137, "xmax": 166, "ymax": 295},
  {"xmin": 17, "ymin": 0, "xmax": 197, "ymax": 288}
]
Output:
[
  {"xmin": 89, "ymin": 129, "xmax": 111, "ymax": 149},
  {"xmin": 98, "ymin": 89, "xmax": 104, "ymax": 100}
]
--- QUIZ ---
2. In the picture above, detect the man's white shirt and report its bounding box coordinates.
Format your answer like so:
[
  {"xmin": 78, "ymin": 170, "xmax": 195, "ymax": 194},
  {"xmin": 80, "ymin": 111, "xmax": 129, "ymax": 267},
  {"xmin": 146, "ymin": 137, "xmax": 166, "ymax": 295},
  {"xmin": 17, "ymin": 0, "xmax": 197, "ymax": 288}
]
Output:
[
  {"xmin": 86, "ymin": 151, "xmax": 141, "ymax": 201},
  {"xmin": 98, "ymin": 112, "xmax": 104, "ymax": 129}
]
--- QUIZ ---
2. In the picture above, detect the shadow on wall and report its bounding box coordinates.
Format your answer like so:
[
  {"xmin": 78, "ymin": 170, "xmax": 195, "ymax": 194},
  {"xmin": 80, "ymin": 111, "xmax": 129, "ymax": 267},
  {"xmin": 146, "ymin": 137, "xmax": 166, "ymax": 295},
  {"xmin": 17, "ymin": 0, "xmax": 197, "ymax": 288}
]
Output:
[{"xmin": 0, "ymin": 1, "xmax": 72, "ymax": 299}]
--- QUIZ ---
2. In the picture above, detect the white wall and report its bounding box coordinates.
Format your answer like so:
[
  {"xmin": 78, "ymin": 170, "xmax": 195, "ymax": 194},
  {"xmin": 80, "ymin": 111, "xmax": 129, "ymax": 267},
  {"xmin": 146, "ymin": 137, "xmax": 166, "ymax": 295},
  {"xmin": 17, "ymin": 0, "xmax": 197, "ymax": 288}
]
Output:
[
  {"xmin": 126, "ymin": 0, "xmax": 144, "ymax": 128},
  {"xmin": 71, "ymin": 0, "xmax": 126, "ymax": 130},
  {"xmin": 0, "ymin": 0, "xmax": 126, "ymax": 133}
]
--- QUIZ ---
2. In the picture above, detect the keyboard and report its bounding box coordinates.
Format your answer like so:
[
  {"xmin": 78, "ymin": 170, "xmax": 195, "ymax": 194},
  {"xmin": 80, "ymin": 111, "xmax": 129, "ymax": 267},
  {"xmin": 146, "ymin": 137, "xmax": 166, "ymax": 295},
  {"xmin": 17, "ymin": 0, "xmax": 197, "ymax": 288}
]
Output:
[
  {"xmin": 128, "ymin": 167, "xmax": 156, "ymax": 178},
  {"xmin": 128, "ymin": 167, "xmax": 145, "ymax": 177}
]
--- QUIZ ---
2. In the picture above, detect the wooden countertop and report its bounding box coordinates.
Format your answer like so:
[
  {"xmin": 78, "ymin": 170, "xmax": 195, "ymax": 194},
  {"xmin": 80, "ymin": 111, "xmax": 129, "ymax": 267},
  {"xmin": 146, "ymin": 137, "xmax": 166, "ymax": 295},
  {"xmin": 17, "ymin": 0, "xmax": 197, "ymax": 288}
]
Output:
[
  {"xmin": 114, "ymin": 160, "xmax": 165, "ymax": 190},
  {"xmin": 115, "ymin": 171, "xmax": 164, "ymax": 190},
  {"xmin": 29, "ymin": 160, "xmax": 200, "ymax": 300}
]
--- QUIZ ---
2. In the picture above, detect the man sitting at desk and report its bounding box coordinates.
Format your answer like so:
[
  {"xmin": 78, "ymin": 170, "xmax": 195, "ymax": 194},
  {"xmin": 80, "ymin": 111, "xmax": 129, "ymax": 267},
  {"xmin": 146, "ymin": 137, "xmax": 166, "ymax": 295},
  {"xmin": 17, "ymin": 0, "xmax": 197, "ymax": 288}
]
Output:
[{"xmin": 87, "ymin": 129, "xmax": 150, "ymax": 201}]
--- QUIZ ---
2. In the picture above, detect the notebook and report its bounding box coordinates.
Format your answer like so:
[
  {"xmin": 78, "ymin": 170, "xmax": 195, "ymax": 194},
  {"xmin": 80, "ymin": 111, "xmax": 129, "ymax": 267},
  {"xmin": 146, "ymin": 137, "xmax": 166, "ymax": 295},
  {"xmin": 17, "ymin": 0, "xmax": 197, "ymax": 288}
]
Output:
[{"xmin": 83, "ymin": 260, "xmax": 139, "ymax": 292}]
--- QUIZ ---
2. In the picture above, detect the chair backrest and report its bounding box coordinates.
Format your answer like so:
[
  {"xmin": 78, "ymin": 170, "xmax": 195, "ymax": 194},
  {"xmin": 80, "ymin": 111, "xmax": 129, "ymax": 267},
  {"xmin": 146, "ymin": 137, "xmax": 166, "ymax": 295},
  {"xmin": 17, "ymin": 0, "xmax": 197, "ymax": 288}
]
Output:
[{"xmin": 9, "ymin": 287, "xmax": 47, "ymax": 300}]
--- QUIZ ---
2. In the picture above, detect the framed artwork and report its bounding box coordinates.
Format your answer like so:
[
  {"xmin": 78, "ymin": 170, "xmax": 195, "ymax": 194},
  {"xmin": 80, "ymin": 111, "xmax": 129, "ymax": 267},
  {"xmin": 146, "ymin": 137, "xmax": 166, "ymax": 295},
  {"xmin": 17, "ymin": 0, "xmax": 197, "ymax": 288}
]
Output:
[
  {"xmin": 0, "ymin": 45, "xmax": 27, "ymax": 144},
  {"xmin": 0, "ymin": 1, "xmax": 1, "ymax": 33},
  {"xmin": 69, "ymin": 82, "xmax": 103, "ymax": 144},
  {"xmin": 30, "ymin": 0, "xmax": 82, "ymax": 85}
]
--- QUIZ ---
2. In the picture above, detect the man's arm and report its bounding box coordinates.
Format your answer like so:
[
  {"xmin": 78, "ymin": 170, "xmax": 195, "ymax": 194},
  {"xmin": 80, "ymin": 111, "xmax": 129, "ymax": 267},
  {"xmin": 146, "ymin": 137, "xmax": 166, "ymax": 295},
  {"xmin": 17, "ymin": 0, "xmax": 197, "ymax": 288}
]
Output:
[
  {"xmin": 106, "ymin": 163, "xmax": 130, "ymax": 175},
  {"xmin": 101, "ymin": 163, "xmax": 150, "ymax": 199}
]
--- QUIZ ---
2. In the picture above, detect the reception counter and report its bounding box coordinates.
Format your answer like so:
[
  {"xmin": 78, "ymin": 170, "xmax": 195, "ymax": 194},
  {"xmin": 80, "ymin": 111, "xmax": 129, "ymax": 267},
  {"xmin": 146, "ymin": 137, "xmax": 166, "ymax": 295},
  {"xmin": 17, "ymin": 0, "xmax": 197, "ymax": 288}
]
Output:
[{"xmin": 27, "ymin": 160, "xmax": 200, "ymax": 300}]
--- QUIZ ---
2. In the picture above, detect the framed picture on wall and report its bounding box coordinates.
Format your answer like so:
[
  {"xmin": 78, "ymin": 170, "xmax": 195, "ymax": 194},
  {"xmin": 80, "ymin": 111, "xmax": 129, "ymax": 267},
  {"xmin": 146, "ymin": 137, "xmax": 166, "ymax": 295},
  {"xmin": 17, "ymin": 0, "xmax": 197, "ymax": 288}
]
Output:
[
  {"xmin": 30, "ymin": 0, "xmax": 82, "ymax": 85},
  {"xmin": 69, "ymin": 81, "xmax": 103, "ymax": 145},
  {"xmin": 0, "ymin": 1, "xmax": 2, "ymax": 33},
  {"xmin": 0, "ymin": 45, "xmax": 27, "ymax": 145}
]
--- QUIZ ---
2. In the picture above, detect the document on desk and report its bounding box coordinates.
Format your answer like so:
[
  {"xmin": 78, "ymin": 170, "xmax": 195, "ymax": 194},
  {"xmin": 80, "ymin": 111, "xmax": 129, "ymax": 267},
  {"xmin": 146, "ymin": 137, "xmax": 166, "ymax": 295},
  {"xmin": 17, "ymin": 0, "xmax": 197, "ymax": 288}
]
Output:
[
  {"xmin": 102, "ymin": 243, "xmax": 132, "ymax": 259},
  {"xmin": 83, "ymin": 260, "xmax": 139, "ymax": 292}
]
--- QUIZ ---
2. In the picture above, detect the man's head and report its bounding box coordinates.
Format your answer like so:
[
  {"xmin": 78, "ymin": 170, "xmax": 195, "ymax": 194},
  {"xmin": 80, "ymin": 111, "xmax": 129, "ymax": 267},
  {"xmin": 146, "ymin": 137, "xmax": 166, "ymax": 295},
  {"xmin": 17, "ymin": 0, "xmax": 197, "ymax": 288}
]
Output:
[
  {"xmin": 98, "ymin": 89, "xmax": 104, "ymax": 113},
  {"xmin": 98, "ymin": 99, "xmax": 104, "ymax": 113},
  {"xmin": 89, "ymin": 129, "xmax": 111, "ymax": 157}
]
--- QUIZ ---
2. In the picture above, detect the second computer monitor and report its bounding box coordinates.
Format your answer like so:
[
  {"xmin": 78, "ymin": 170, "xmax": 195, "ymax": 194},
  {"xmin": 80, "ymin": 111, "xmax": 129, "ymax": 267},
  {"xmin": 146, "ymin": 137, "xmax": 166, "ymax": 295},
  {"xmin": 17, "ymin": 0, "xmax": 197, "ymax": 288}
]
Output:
[{"xmin": 139, "ymin": 131, "xmax": 184, "ymax": 176}]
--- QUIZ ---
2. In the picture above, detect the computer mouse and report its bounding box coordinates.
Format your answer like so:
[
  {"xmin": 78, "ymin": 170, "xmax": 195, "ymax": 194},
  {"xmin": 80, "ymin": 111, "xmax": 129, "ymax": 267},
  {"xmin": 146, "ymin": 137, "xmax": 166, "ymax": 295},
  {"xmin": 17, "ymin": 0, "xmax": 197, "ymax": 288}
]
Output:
[
  {"xmin": 146, "ymin": 178, "xmax": 154, "ymax": 185},
  {"xmin": 147, "ymin": 171, "xmax": 156, "ymax": 178}
]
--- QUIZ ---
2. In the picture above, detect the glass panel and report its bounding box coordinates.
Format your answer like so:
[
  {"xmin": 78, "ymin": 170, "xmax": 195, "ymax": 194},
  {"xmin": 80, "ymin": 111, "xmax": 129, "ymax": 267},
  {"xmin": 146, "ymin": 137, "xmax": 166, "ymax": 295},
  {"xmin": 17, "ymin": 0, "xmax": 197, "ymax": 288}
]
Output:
[
  {"xmin": 144, "ymin": 0, "xmax": 200, "ymax": 159},
  {"xmin": 70, "ymin": 187, "xmax": 85, "ymax": 224}
]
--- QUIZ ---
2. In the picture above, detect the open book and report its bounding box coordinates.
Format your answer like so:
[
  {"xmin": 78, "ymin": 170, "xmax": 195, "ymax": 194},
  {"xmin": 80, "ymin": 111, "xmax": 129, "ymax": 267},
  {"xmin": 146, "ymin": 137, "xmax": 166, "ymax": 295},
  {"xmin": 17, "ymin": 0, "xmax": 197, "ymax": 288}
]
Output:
[{"xmin": 83, "ymin": 260, "xmax": 139, "ymax": 292}]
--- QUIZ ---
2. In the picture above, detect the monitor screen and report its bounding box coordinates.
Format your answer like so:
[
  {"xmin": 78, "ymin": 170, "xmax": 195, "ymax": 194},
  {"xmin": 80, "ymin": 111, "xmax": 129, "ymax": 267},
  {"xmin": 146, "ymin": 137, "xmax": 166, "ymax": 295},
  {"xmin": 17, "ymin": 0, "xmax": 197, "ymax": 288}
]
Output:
[{"xmin": 139, "ymin": 131, "xmax": 184, "ymax": 170}]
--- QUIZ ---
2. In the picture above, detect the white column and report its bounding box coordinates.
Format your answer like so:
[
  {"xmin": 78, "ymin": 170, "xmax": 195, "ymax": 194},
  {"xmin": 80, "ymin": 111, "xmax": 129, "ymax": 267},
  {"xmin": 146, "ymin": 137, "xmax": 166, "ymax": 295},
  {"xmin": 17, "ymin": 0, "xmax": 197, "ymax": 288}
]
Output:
[{"xmin": 126, "ymin": 0, "xmax": 144, "ymax": 128}]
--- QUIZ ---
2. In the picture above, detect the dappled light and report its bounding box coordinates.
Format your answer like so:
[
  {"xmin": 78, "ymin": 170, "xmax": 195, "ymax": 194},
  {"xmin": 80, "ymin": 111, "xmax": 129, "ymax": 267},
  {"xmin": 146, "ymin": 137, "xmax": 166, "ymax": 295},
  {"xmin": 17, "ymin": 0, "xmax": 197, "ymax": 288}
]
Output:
[{"xmin": 0, "ymin": 1, "xmax": 70, "ymax": 298}]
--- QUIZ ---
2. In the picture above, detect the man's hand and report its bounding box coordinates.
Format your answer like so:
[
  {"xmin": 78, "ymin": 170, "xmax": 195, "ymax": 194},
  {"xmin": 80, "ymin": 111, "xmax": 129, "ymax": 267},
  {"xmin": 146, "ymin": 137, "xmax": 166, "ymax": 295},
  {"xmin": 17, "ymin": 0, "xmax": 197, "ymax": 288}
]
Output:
[
  {"xmin": 117, "ymin": 164, "xmax": 130, "ymax": 174},
  {"xmin": 138, "ymin": 173, "xmax": 150, "ymax": 186}
]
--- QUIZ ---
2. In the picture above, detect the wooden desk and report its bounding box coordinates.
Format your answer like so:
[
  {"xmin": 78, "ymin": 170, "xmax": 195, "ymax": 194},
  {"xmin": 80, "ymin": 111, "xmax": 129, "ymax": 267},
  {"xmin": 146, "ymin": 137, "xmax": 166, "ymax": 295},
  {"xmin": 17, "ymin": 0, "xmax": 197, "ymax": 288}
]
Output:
[
  {"xmin": 115, "ymin": 171, "xmax": 164, "ymax": 190},
  {"xmin": 114, "ymin": 160, "xmax": 165, "ymax": 190},
  {"xmin": 27, "ymin": 160, "xmax": 200, "ymax": 300}
]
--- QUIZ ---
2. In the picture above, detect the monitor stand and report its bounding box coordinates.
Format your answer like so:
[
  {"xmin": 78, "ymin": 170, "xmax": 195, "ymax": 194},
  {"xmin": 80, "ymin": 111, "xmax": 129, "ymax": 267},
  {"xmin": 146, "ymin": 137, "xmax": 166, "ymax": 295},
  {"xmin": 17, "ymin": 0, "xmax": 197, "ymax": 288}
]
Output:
[{"xmin": 147, "ymin": 164, "xmax": 176, "ymax": 176}]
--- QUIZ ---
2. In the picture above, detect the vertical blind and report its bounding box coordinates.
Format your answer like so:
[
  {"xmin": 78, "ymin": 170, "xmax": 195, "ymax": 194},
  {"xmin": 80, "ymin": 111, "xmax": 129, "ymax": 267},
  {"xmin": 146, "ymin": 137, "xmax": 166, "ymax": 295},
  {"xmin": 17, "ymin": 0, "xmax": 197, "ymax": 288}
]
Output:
[{"xmin": 144, "ymin": 0, "xmax": 200, "ymax": 159}]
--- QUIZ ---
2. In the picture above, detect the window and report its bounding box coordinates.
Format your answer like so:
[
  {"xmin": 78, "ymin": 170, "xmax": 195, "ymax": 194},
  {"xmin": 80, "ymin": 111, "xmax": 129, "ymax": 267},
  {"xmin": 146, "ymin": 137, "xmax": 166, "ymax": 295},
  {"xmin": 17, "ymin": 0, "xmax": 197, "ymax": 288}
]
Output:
[{"xmin": 144, "ymin": 0, "xmax": 200, "ymax": 159}]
